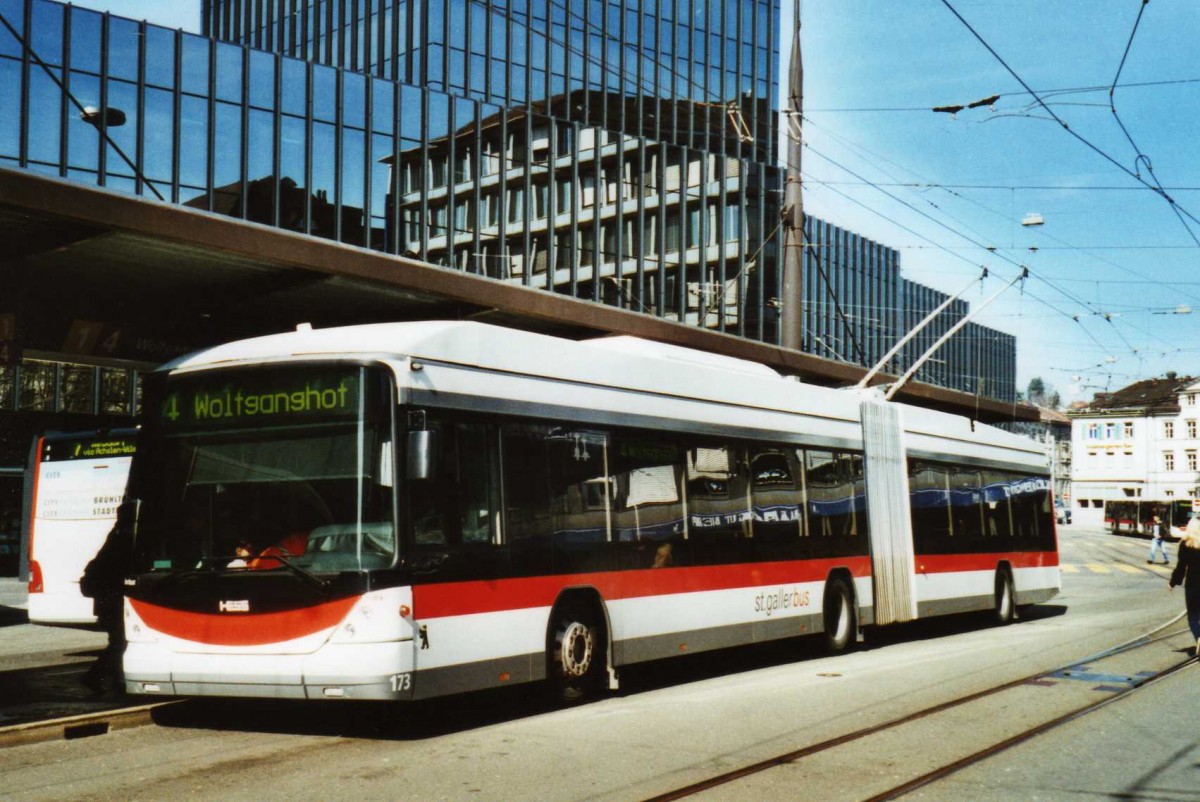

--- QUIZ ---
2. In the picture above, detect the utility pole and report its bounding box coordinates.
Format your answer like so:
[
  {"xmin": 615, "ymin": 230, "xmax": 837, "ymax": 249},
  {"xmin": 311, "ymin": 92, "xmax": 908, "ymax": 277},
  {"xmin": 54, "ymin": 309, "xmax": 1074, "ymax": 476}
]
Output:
[{"xmin": 780, "ymin": 1, "xmax": 803, "ymax": 351}]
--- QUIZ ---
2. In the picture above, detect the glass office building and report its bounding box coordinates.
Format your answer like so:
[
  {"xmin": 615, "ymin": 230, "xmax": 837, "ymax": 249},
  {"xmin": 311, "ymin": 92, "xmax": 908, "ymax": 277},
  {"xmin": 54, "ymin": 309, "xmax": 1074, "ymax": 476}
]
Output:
[
  {"xmin": 201, "ymin": 1, "xmax": 779, "ymax": 161},
  {"xmin": 0, "ymin": 0, "xmax": 1016, "ymax": 397},
  {"xmin": 200, "ymin": 0, "xmax": 782, "ymax": 336}
]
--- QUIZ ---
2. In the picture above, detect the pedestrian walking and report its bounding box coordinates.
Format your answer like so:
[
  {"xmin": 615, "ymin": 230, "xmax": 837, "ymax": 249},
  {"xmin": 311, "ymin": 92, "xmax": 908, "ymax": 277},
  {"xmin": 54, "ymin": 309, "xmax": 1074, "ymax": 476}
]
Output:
[
  {"xmin": 1148, "ymin": 515, "xmax": 1170, "ymax": 565},
  {"xmin": 79, "ymin": 517, "xmax": 131, "ymax": 694},
  {"xmin": 1168, "ymin": 514, "xmax": 1200, "ymax": 657}
]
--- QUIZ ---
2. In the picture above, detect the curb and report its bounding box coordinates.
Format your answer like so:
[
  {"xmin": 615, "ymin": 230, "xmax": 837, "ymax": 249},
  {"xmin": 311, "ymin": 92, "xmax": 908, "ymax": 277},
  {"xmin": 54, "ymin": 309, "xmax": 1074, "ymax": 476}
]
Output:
[{"xmin": 0, "ymin": 701, "xmax": 182, "ymax": 748}]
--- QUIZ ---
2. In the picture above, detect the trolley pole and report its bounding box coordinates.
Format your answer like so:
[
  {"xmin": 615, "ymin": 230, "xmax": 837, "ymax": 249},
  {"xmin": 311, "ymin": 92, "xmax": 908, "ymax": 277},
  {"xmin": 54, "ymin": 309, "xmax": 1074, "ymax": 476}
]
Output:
[{"xmin": 780, "ymin": 2, "xmax": 804, "ymax": 351}]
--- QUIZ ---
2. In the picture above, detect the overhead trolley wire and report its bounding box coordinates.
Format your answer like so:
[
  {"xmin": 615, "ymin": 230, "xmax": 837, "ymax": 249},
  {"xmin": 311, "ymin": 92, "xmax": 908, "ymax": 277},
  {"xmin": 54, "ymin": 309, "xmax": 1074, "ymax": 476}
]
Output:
[
  {"xmin": 938, "ymin": 0, "xmax": 1200, "ymax": 249},
  {"xmin": 802, "ymin": 141, "xmax": 1183, "ymax": 359},
  {"xmin": 800, "ymin": 162, "xmax": 1116, "ymax": 358},
  {"xmin": 1108, "ymin": 0, "xmax": 1151, "ymax": 160},
  {"xmin": 1103, "ymin": 0, "xmax": 1200, "ymax": 249},
  {"xmin": 801, "ymin": 115, "xmax": 1200, "ymax": 310},
  {"xmin": 806, "ymin": 77, "xmax": 1200, "ymax": 113}
]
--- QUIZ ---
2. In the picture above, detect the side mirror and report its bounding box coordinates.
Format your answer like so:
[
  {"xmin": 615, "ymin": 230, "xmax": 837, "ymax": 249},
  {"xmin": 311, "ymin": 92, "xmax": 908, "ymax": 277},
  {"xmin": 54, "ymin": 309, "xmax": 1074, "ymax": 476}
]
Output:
[{"xmin": 407, "ymin": 430, "xmax": 436, "ymax": 480}]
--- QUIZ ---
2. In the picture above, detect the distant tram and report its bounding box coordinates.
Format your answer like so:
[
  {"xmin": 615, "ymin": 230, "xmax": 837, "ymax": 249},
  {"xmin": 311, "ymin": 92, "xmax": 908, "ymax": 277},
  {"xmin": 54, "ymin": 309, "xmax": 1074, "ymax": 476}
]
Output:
[
  {"xmin": 1104, "ymin": 499, "xmax": 1192, "ymax": 539},
  {"xmin": 120, "ymin": 322, "xmax": 1060, "ymax": 703}
]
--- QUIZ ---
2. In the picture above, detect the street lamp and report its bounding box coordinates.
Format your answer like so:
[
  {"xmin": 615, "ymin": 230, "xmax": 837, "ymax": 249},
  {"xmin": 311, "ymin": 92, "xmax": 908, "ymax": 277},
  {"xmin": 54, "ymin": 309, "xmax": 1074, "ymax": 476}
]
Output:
[
  {"xmin": 77, "ymin": 103, "xmax": 164, "ymax": 201},
  {"xmin": 80, "ymin": 105, "xmax": 126, "ymax": 128}
]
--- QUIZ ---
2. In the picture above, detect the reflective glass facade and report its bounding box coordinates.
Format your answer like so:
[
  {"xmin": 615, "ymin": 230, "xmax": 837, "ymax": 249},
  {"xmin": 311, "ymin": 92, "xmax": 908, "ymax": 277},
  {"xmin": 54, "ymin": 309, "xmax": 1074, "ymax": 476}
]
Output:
[
  {"xmin": 203, "ymin": 1, "xmax": 778, "ymax": 163},
  {"xmin": 201, "ymin": 0, "xmax": 781, "ymax": 334},
  {"xmin": 903, "ymin": 278, "xmax": 1017, "ymax": 403},
  {"xmin": 0, "ymin": 0, "xmax": 1015, "ymax": 401},
  {"xmin": 803, "ymin": 219, "xmax": 1017, "ymax": 403},
  {"xmin": 802, "ymin": 216, "xmax": 901, "ymax": 370}
]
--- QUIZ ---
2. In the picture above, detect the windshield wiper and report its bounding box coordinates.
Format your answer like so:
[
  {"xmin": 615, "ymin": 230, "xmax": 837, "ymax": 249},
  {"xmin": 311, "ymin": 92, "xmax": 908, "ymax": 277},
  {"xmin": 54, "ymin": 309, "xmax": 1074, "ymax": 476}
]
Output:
[{"xmin": 266, "ymin": 554, "xmax": 330, "ymax": 593}]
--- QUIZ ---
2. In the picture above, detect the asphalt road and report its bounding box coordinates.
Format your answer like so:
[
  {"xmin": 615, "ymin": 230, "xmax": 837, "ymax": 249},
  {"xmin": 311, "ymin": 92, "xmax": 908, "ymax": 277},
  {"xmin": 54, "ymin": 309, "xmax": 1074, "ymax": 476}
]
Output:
[{"xmin": 0, "ymin": 525, "xmax": 1196, "ymax": 802}]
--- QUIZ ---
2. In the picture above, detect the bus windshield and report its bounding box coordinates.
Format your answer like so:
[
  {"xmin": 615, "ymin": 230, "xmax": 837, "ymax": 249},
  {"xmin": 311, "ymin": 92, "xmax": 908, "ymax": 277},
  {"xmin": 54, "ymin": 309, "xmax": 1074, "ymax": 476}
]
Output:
[{"xmin": 131, "ymin": 365, "xmax": 396, "ymax": 576}]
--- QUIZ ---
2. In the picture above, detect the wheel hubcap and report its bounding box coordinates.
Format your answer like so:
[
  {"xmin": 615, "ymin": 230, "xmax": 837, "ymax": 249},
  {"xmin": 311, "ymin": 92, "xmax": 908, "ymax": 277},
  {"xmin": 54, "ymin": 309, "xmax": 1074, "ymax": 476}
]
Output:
[{"xmin": 558, "ymin": 621, "xmax": 594, "ymax": 678}]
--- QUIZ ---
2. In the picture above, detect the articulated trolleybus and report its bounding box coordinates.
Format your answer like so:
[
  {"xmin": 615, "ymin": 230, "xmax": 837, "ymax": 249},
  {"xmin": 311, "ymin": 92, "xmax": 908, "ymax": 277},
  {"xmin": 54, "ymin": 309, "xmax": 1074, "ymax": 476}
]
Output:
[{"xmin": 122, "ymin": 322, "xmax": 1059, "ymax": 703}]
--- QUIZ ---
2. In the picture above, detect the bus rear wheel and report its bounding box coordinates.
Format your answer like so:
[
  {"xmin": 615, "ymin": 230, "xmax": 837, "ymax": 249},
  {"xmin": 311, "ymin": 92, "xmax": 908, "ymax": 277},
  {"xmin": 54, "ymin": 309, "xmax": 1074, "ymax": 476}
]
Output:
[
  {"xmin": 823, "ymin": 578, "xmax": 856, "ymax": 654},
  {"xmin": 549, "ymin": 606, "xmax": 606, "ymax": 705},
  {"xmin": 993, "ymin": 570, "xmax": 1016, "ymax": 626}
]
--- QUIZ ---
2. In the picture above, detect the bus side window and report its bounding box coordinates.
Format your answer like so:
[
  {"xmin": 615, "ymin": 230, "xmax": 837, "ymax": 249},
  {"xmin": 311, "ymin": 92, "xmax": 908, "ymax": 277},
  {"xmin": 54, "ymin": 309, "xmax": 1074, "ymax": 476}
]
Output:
[
  {"xmin": 455, "ymin": 424, "xmax": 498, "ymax": 546},
  {"xmin": 806, "ymin": 450, "xmax": 858, "ymax": 556},
  {"xmin": 847, "ymin": 453, "xmax": 869, "ymax": 539},
  {"xmin": 502, "ymin": 424, "xmax": 554, "ymax": 577},
  {"xmin": 412, "ymin": 421, "xmax": 498, "ymax": 549},
  {"xmin": 909, "ymin": 459, "xmax": 952, "ymax": 554},
  {"xmin": 982, "ymin": 471, "xmax": 1014, "ymax": 541},
  {"xmin": 750, "ymin": 447, "xmax": 806, "ymax": 562},
  {"xmin": 546, "ymin": 429, "xmax": 612, "ymax": 574},
  {"xmin": 610, "ymin": 436, "xmax": 686, "ymax": 570},
  {"xmin": 686, "ymin": 444, "xmax": 753, "ymax": 566},
  {"xmin": 950, "ymin": 467, "xmax": 984, "ymax": 542},
  {"xmin": 410, "ymin": 421, "xmax": 449, "ymax": 547}
]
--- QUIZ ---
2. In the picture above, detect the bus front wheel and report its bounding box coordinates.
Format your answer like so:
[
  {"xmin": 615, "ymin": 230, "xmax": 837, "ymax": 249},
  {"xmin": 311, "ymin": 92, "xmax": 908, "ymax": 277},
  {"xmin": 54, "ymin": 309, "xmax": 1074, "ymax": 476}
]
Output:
[{"xmin": 549, "ymin": 606, "xmax": 606, "ymax": 705}]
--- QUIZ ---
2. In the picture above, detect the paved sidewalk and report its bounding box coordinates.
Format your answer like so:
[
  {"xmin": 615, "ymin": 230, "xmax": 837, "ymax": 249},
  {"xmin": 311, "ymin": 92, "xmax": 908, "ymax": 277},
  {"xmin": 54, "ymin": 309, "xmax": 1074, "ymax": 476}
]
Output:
[{"xmin": 0, "ymin": 577, "xmax": 127, "ymax": 729}]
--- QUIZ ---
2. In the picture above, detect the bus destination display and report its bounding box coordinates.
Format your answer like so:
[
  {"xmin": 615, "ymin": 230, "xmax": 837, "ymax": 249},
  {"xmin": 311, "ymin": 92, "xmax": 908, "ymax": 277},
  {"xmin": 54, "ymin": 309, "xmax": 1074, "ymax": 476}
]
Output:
[{"xmin": 161, "ymin": 369, "xmax": 361, "ymax": 430}]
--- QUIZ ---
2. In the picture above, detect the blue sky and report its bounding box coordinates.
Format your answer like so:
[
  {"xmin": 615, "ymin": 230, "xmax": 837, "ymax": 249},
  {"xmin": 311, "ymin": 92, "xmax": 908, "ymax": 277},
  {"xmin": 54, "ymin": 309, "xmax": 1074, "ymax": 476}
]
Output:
[
  {"xmin": 73, "ymin": 1, "xmax": 1200, "ymax": 403},
  {"xmin": 791, "ymin": 0, "xmax": 1200, "ymax": 402},
  {"xmin": 66, "ymin": 0, "xmax": 199, "ymax": 31}
]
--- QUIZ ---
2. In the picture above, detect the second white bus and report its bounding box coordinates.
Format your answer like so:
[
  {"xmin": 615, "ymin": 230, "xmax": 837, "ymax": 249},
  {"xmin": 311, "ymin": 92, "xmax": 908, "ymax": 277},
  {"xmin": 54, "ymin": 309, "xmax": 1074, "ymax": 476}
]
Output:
[{"xmin": 25, "ymin": 430, "xmax": 136, "ymax": 627}]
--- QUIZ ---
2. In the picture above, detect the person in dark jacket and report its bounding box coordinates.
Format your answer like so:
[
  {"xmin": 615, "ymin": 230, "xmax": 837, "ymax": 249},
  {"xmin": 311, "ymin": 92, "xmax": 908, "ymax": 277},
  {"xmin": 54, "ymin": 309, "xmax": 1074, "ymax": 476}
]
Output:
[
  {"xmin": 79, "ymin": 517, "xmax": 132, "ymax": 694},
  {"xmin": 1148, "ymin": 515, "xmax": 1170, "ymax": 565},
  {"xmin": 1169, "ymin": 515, "xmax": 1200, "ymax": 657}
]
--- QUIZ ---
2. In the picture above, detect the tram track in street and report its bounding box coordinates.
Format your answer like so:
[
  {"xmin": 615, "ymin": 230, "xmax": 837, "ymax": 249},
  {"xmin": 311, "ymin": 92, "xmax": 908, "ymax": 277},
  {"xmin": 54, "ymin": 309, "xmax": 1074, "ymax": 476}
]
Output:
[{"xmin": 642, "ymin": 616, "xmax": 1196, "ymax": 802}]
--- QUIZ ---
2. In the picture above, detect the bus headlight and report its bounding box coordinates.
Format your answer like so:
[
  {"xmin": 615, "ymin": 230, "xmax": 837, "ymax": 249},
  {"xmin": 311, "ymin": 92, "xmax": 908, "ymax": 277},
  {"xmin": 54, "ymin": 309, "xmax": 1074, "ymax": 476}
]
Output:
[
  {"xmin": 329, "ymin": 589, "xmax": 414, "ymax": 644},
  {"xmin": 124, "ymin": 600, "xmax": 159, "ymax": 644}
]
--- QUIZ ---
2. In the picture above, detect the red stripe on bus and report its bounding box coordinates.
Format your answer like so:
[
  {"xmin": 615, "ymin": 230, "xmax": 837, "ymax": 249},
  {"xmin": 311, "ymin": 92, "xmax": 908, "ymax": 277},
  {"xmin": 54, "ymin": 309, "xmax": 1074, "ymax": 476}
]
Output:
[
  {"xmin": 130, "ymin": 550, "xmax": 1057, "ymax": 638},
  {"xmin": 915, "ymin": 551, "xmax": 1059, "ymax": 573},
  {"xmin": 413, "ymin": 557, "xmax": 873, "ymax": 619},
  {"xmin": 129, "ymin": 596, "xmax": 359, "ymax": 646}
]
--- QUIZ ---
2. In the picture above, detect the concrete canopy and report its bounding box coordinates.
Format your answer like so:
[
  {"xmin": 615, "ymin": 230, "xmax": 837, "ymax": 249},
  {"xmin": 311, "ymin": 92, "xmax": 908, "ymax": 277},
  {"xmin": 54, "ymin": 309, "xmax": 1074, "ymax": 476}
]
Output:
[{"xmin": 0, "ymin": 167, "xmax": 1036, "ymax": 423}]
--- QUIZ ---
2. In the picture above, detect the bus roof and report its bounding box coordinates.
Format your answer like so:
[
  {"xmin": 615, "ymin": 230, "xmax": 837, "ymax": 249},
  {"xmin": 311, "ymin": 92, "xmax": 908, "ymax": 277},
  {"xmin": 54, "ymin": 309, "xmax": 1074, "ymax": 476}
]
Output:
[
  {"xmin": 157, "ymin": 321, "xmax": 1046, "ymax": 466},
  {"xmin": 159, "ymin": 321, "xmax": 778, "ymax": 378}
]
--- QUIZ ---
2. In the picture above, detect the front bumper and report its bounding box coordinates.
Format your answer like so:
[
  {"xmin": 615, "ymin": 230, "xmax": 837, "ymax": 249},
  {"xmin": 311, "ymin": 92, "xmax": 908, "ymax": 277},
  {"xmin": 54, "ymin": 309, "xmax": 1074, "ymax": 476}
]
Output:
[{"xmin": 124, "ymin": 640, "xmax": 415, "ymax": 701}]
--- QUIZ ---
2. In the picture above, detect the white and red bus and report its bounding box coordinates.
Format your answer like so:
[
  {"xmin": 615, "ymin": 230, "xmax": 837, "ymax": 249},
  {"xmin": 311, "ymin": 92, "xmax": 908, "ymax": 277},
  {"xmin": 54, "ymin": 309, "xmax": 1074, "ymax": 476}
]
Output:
[
  {"xmin": 122, "ymin": 322, "xmax": 1059, "ymax": 702},
  {"xmin": 25, "ymin": 430, "xmax": 136, "ymax": 627}
]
